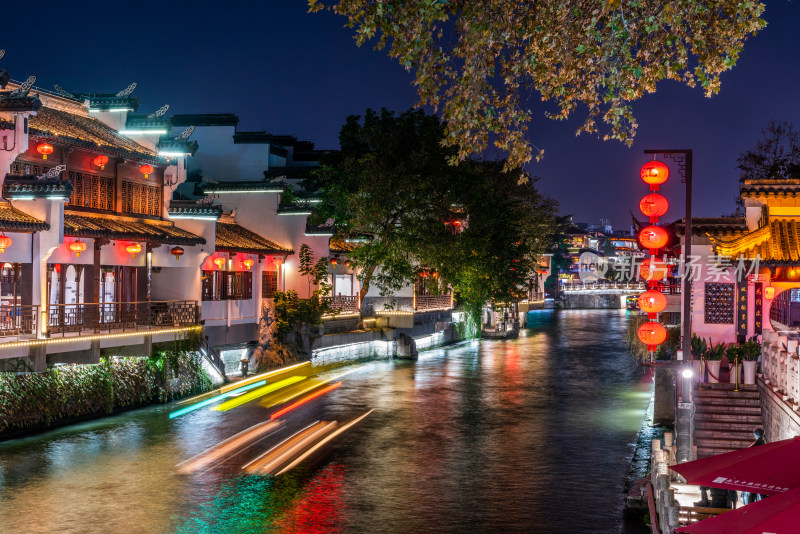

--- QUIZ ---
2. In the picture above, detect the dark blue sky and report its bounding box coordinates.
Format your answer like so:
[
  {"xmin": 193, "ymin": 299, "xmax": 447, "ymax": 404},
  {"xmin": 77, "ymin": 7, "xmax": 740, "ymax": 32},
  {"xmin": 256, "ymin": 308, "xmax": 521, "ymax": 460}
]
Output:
[{"xmin": 2, "ymin": 1, "xmax": 797, "ymax": 229}]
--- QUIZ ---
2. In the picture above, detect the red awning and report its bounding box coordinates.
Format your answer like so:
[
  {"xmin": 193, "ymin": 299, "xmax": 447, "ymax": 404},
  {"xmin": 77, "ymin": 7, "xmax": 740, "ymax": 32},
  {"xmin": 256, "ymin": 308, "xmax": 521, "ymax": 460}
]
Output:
[
  {"xmin": 669, "ymin": 437, "xmax": 800, "ymax": 496},
  {"xmin": 676, "ymin": 485, "xmax": 800, "ymax": 533}
]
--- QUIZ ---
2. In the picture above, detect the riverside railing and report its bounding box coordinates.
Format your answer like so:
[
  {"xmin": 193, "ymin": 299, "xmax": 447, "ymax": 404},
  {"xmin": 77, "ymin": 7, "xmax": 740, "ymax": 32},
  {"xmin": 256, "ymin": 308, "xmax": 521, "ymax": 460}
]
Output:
[
  {"xmin": 562, "ymin": 282, "xmax": 645, "ymax": 291},
  {"xmin": 414, "ymin": 294, "xmax": 453, "ymax": 311},
  {"xmin": 45, "ymin": 300, "xmax": 199, "ymax": 337},
  {"xmin": 322, "ymin": 295, "xmax": 360, "ymax": 315},
  {"xmin": 760, "ymin": 330, "xmax": 800, "ymax": 408}
]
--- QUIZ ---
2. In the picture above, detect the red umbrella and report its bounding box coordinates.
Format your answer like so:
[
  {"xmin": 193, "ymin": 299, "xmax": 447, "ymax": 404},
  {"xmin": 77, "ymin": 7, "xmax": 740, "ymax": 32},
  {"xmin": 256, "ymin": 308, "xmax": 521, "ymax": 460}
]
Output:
[
  {"xmin": 675, "ymin": 485, "xmax": 800, "ymax": 533},
  {"xmin": 670, "ymin": 437, "xmax": 800, "ymax": 496}
]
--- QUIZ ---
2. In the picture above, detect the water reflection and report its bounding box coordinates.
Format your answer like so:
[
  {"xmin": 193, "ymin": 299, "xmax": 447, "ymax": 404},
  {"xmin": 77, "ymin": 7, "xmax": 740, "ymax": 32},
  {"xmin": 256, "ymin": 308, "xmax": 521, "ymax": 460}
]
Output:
[{"xmin": 0, "ymin": 310, "xmax": 650, "ymax": 533}]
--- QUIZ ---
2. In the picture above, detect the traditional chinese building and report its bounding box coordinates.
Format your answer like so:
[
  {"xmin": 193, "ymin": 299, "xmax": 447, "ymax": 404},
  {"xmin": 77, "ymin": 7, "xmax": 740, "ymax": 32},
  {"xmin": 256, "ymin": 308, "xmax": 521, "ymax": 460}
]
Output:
[{"xmin": 677, "ymin": 179, "xmax": 800, "ymax": 345}]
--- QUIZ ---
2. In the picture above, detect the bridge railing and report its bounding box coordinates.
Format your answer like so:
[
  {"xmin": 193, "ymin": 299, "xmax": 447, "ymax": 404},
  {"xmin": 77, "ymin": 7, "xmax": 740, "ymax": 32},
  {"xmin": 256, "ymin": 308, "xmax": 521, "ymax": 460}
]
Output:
[{"xmin": 562, "ymin": 282, "xmax": 645, "ymax": 292}]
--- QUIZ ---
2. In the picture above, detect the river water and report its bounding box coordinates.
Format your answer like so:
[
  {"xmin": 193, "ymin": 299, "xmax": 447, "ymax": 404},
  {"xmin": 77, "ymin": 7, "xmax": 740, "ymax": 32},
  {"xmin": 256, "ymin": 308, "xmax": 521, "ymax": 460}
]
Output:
[{"xmin": 0, "ymin": 309, "xmax": 652, "ymax": 533}]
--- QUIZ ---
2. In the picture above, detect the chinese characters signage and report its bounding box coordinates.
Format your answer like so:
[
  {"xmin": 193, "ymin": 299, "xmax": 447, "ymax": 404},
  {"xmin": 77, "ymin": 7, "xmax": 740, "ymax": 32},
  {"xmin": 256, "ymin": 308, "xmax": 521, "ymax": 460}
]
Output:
[
  {"xmin": 737, "ymin": 283, "xmax": 748, "ymax": 338},
  {"xmin": 754, "ymin": 283, "xmax": 763, "ymax": 335}
]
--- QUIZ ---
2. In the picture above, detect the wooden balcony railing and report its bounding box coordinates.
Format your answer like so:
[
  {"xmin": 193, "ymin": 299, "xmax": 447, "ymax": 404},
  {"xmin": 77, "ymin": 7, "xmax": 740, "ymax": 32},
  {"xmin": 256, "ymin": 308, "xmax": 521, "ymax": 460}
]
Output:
[
  {"xmin": 414, "ymin": 294, "xmax": 453, "ymax": 311},
  {"xmin": 45, "ymin": 300, "xmax": 199, "ymax": 337},
  {"xmin": 0, "ymin": 305, "xmax": 39, "ymax": 337}
]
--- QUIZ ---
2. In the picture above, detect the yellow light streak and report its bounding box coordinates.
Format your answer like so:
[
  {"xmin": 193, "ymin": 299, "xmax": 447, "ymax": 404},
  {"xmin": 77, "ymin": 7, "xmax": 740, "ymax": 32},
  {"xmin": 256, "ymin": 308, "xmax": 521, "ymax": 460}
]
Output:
[
  {"xmin": 259, "ymin": 377, "xmax": 336, "ymax": 410},
  {"xmin": 218, "ymin": 361, "xmax": 311, "ymax": 395},
  {"xmin": 213, "ymin": 375, "xmax": 307, "ymax": 412}
]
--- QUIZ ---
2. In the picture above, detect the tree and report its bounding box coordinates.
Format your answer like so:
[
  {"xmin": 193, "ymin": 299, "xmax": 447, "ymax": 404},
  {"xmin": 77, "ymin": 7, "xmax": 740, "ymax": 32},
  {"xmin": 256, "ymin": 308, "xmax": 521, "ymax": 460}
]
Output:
[
  {"xmin": 309, "ymin": 0, "xmax": 765, "ymax": 170},
  {"xmin": 310, "ymin": 108, "xmax": 461, "ymax": 305},
  {"xmin": 430, "ymin": 161, "xmax": 557, "ymax": 332},
  {"xmin": 738, "ymin": 120, "xmax": 800, "ymax": 182}
]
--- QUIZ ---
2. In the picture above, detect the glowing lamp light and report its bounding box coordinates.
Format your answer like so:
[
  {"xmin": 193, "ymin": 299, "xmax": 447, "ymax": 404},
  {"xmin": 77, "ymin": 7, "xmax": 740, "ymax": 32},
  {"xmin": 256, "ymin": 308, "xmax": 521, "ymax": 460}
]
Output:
[
  {"xmin": 638, "ymin": 225, "xmax": 669, "ymax": 250},
  {"xmin": 37, "ymin": 143, "xmax": 54, "ymax": 160},
  {"xmin": 274, "ymin": 258, "xmax": 283, "ymax": 268},
  {"xmin": 344, "ymin": 259, "xmax": 352, "ymax": 269},
  {"xmin": 93, "ymin": 155, "xmax": 109, "ymax": 170},
  {"xmin": 682, "ymin": 368, "xmax": 694, "ymax": 379},
  {"xmin": 125, "ymin": 243, "xmax": 142, "ymax": 258},
  {"xmin": 765, "ymin": 286, "xmax": 775, "ymax": 300},
  {"xmin": 638, "ymin": 290, "xmax": 667, "ymax": 314},
  {"xmin": 640, "ymin": 161, "xmax": 669, "ymax": 188},
  {"xmin": 637, "ymin": 322, "xmax": 667, "ymax": 346},
  {"xmin": 69, "ymin": 240, "xmax": 87, "ymax": 257},
  {"xmin": 329, "ymin": 257, "xmax": 338, "ymax": 267},
  {"xmin": 0, "ymin": 234, "xmax": 12, "ymax": 253},
  {"xmin": 170, "ymin": 246, "xmax": 184, "ymax": 260},
  {"xmin": 139, "ymin": 164, "xmax": 154, "ymax": 178},
  {"xmin": 639, "ymin": 193, "xmax": 669, "ymax": 220},
  {"xmin": 639, "ymin": 258, "xmax": 668, "ymax": 281},
  {"xmin": 214, "ymin": 257, "xmax": 226, "ymax": 269},
  {"xmin": 244, "ymin": 258, "xmax": 255, "ymax": 270}
]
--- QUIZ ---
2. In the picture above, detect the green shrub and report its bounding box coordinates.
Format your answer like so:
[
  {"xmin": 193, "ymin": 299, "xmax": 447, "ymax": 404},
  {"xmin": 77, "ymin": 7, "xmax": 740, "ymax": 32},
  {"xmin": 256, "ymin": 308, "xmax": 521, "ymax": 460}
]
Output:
[{"xmin": 0, "ymin": 352, "xmax": 211, "ymax": 438}]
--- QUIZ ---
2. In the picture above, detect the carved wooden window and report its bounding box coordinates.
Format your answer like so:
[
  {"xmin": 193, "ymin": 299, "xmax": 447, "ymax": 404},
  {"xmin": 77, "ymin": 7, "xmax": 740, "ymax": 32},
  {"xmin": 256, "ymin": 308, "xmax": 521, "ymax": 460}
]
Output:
[
  {"xmin": 68, "ymin": 171, "xmax": 115, "ymax": 210},
  {"xmin": 704, "ymin": 282, "xmax": 735, "ymax": 324},
  {"xmin": 121, "ymin": 180, "xmax": 161, "ymax": 217},
  {"xmin": 202, "ymin": 271, "xmax": 251, "ymax": 301},
  {"xmin": 262, "ymin": 271, "xmax": 278, "ymax": 298}
]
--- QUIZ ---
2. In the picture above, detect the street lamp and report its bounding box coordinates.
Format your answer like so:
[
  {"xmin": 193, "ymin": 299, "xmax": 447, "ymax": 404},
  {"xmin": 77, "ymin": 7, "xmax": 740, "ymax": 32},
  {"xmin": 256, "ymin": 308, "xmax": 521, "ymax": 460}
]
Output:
[{"xmin": 644, "ymin": 149, "xmax": 693, "ymax": 463}]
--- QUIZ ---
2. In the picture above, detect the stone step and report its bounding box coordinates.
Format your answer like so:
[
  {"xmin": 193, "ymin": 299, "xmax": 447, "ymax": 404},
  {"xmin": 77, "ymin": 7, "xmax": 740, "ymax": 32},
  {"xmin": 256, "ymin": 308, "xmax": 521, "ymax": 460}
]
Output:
[
  {"xmin": 694, "ymin": 390, "xmax": 760, "ymax": 400},
  {"xmin": 695, "ymin": 429, "xmax": 755, "ymax": 441},
  {"xmin": 694, "ymin": 398, "xmax": 762, "ymax": 408},
  {"xmin": 693, "ymin": 405, "xmax": 762, "ymax": 416},
  {"xmin": 695, "ymin": 438, "xmax": 753, "ymax": 451},
  {"xmin": 694, "ymin": 412, "xmax": 763, "ymax": 424},
  {"xmin": 694, "ymin": 420, "xmax": 762, "ymax": 433}
]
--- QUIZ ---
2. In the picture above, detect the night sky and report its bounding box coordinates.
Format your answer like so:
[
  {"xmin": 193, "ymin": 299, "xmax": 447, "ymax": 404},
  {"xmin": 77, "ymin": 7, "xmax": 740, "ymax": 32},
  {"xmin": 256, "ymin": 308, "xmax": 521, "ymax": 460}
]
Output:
[{"xmin": 2, "ymin": 1, "xmax": 798, "ymax": 229}]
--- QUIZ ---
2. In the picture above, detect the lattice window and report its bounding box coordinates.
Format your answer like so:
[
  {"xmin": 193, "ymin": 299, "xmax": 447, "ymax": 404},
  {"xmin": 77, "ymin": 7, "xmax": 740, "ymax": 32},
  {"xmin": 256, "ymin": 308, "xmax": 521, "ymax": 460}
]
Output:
[
  {"xmin": 9, "ymin": 160, "xmax": 49, "ymax": 176},
  {"xmin": 704, "ymin": 283, "xmax": 735, "ymax": 324},
  {"xmin": 202, "ymin": 271, "xmax": 251, "ymax": 301},
  {"xmin": 262, "ymin": 271, "xmax": 278, "ymax": 298},
  {"xmin": 68, "ymin": 171, "xmax": 115, "ymax": 210},
  {"xmin": 121, "ymin": 180, "xmax": 161, "ymax": 216}
]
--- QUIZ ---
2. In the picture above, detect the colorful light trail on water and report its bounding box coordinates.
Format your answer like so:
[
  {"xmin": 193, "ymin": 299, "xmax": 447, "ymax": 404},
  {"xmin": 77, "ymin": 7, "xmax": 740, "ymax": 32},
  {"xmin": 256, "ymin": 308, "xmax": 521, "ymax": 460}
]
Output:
[{"xmin": 214, "ymin": 375, "xmax": 308, "ymax": 412}]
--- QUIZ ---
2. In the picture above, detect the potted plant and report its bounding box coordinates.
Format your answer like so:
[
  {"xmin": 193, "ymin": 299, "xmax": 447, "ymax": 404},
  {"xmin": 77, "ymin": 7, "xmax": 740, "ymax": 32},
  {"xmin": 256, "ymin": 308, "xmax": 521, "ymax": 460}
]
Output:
[
  {"xmin": 740, "ymin": 339, "xmax": 761, "ymax": 385},
  {"xmin": 690, "ymin": 334, "xmax": 707, "ymax": 382},
  {"xmin": 705, "ymin": 340, "xmax": 726, "ymax": 384},
  {"xmin": 726, "ymin": 345, "xmax": 742, "ymax": 385}
]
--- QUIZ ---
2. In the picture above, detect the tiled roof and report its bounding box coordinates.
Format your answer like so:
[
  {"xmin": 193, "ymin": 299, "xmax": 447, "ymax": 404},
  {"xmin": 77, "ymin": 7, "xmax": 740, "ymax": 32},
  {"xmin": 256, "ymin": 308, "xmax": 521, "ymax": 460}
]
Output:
[
  {"xmin": 0, "ymin": 118, "xmax": 14, "ymax": 130},
  {"xmin": 29, "ymin": 107, "xmax": 160, "ymax": 162},
  {"xmin": 711, "ymin": 218, "xmax": 800, "ymax": 264},
  {"xmin": 158, "ymin": 137, "xmax": 198, "ymax": 156},
  {"xmin": 674, "ymin": 217, "xmax": 748, "ymax": 237},
  {"xmin": 215, "ymin": 222, "xmax": 292, "ymax": 255},
  {"xmin": 740, "ymin": 179, "xmax": 800, "ymax": 197},
  {"xmin": 64, "ymin": 212, "xmax": 204, "ymax": 246},
  {"xmin": 199, "ymin": 180, "xmax": 284, "ymax": 194},
  {"xmin": 329, "ymin": 238, "xmax": 357, "ymax": 254},
  {"xmin": 3, "ymin": 174, "xmax": 73, "ymax": 199},
  {"xmin": 0, "ymin": 202, "xmax": 49, "ymax": 232},
  {"xmin": 0, "ymin": 92, "xmax": 42, "ymax": 112},
  {"xmin": 167, "ymin": 200, "xmax": 222, "ymax": 219},
  {"xmin": 124, "ymin": 115, "xmax": 169, "ymax": 131},
  {"xmin": 83, "ymin": 95, "xmax": 139, "ymax": 112}
]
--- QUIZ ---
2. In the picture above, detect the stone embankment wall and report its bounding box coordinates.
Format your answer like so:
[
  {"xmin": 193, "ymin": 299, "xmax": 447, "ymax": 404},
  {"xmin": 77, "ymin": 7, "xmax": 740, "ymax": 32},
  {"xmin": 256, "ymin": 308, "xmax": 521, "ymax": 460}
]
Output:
[
  {"xmin": 311, "ymin": 310, "xmax": 463, "ymax": 366},
  {"xmin": 757, "ymin": 377, "xmax": 800, "ymax": 442},
  {"xmin": 561, "ymin": 289, "xmax": 634, "ymax": 309}
]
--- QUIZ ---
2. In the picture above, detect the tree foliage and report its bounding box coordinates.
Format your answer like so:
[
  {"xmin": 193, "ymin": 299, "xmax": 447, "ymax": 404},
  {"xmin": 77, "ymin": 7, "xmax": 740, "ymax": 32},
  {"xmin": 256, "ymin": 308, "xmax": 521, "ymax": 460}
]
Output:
[
  {"xmin": 738, "ymin": 120, "xmax": 800, "ymax": 182},
  {"xmin": 309, "ymin": 0, "xmax": 765, "ymax": 169},
  {"xmin": 311, "ymin": 108, "xmax": 557, "ymax": 329}
]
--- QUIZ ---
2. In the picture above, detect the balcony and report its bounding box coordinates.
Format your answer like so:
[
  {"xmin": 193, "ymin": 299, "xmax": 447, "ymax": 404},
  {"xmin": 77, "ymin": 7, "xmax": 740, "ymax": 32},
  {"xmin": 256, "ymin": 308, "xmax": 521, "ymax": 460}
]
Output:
[{"xmin": 0, "ymin": 300, "xmax": 200, "ymax": 342}]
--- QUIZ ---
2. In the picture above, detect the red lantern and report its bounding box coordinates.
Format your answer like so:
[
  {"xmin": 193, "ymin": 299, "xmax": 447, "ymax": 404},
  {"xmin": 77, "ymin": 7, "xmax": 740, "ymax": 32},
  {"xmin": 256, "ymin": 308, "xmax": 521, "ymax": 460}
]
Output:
[
  {"xmin": 639, "ymin": 193, "xmax": 669, "ymax": 221},
  {"xmin": 126, "ymin": 243, "xmax": 142, "ymax": 258},
  {"xmin": 640, "ymin": 161, "xmax": 669, "ymax": 189},
  {"xmin": 637, "ymin": 322, "xmax": 667, "ymax": 347},
  {"xmin": 93, "ymin": 155, "xmax": 109, "ymax": 170},
  {"xmin": 639, "ymin": 258, "xmax": 668, "ymax": 281},
  {"xmin": 273, "ymin": 258, "xmax": 283, "ymax": 268},
  {"xmin": 765, "ymin": 286, "xmax": 775, "ymax": 300},
  {"xmin": 638, "ymin": 290, "xmax": 667, "ymax": 314},
  {"xmin": 214, "ymin": 257, "xmax": 226, "ymax": 269},
  {"xmin": 139, "ymin": 164, "xmax": 154, "ymax": 178},
  {"xmin": 344, "ymin": 259, "xmax": 352, "ymax": 269},
  {"xmin": 170, "ymin": 246, "xmax": 184, "ymax": 260},
  {"xmin": 329, "ymin": 257, "xmax": 338, "ymax": 267},
  {"xmin": 244, "ymin": 258, "xmax": 254, "ymax": 270},
  {"xmin": 638, "ymin": 225, "xmax": 669, "ymax": 250},
  {"xmin": 37, "ymin": 143, "xmax": 54, "ymax": 160},
  {"xmin": 0, "ymin": 234, "xmax": 12, "ymax": 253},
  {"xmin": 69, "ymin": 240, "xmax": 87, "ymax": 257},
  {"xmin": 54, "ymin": 263, "xmax": 61, "ymax": 274}
]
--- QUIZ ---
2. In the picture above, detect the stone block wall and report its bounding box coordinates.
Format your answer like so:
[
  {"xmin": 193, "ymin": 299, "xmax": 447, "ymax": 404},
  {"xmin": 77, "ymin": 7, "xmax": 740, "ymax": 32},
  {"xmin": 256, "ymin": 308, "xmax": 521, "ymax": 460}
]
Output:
[{"xmin": 757, "ymin": 377, "xmax": 800, "ymax": 442}]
